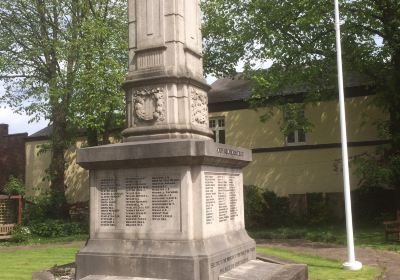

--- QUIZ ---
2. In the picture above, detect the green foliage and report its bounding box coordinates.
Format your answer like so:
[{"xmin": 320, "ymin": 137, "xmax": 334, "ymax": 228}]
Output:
[
  {"xmin": 24, "ymin": 194, "xmax": 55, "ymax": 223},
  {"xmin": 243, "ymin": 185, "xmax": 265, "ymax": 228},
  {"xmin": 262, "ymin": 191, "xmax": 290, "ymax": 227},
  {"xmin": 306, "ymin": 193, "xmax": 331, "ymax": 225},
  {"xmin": 29, "ymin": 220, "xmax": 87, "ymax": 238},
  {"xmin": 24, "ymin": 193, "xmax": 70, "ymax": 223},
  {"xmin": 243, "ymin": 186, "xmax": 291, "ymax": 228},
  {"xmin": 305, "ymin": 231, "xmax": 337, "ymax": 243},
  {"xmin": 279, "ymin": 103, "xmax": 314, "ymax": 136},
  {"xmin": 3, "ymin": 176, "xmax": 25, "ymax": 196},
  {"xmin": 10, "ymin": 225, "xmax": 31, "ymax": 243}
]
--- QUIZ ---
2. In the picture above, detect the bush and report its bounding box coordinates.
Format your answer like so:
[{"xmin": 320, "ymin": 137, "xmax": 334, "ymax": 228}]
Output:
[
  {"xmin": 3, "ymin": 176, "xmax": 25, "ymax": 196},
  {"xmin": 10, "ymin": 225, "xmax": 31, "ymax": 243},
  {"xmin": 23, "ymin": 193, "xmax": 68, "ymax": 223},
  {"xmin": 262, "ymin": 191, "xmax": 290, "ymax": 227},
  {"xmin": 243, "ymin": 185, "xmax": 265, "ymax": 228},
  {"xmin": 305, "ymin": 231, "xmax": 337, "ymax": 243},
  {"xmin": 29, "ymin": 220, "xmax": 87, "ymax": 238},
  {"xmin": 306, "ymin": 193, "xmax": 331, "ymax": 225}
]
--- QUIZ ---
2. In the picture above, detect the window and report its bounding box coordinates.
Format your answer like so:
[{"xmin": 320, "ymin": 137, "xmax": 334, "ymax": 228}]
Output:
[
  {"xmin": 286, "ymin": 129, "xmax": 306, "ymax": 145},
  {"xmin": 209, "ymin": 117, "xmax": 225, "ymax": 144},
  {"xmin": 284, "ymin": 109, "xmax": 307, "ymax": 146}
]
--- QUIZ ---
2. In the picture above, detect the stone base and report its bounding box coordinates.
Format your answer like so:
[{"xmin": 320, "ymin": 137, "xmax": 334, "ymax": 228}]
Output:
[
  {"xmin": 80, "ymin": 260, "xmax": 307, "ymax": 280},
  {"xmin": 81, "ymin": 277, "xmax": 167, "ymax": 280},
  {"xmin": 76, "ymin": 230, "xmax": 256, "ymax": 280},
  {"xmin": 219, "ymin": 260, "xmax": 308, "ymax": 280}
]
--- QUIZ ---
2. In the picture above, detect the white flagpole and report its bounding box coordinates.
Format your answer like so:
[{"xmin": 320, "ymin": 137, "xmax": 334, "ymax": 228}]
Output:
[{"xmin": 334, "ymin": 0, "xmax": 362, "ymax": 271}]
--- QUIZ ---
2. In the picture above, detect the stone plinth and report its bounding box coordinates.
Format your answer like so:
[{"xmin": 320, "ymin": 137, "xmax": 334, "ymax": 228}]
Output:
[
  {"xmin": 76, "ymin": 140, "xmax": 256, "ymax": 280},
  {"xmin": 79, "ymin": 261, "xmax": 307, "ymax": 280}
]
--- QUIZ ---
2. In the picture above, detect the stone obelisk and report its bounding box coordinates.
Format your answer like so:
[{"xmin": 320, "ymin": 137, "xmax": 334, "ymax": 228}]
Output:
[
  {"xmin": 122, "ymin": 0, "xmax": 213, "ymax": 142},
  {"xmin": 75, "ymin": 0, "xmax": 257, "ymax": 279}
]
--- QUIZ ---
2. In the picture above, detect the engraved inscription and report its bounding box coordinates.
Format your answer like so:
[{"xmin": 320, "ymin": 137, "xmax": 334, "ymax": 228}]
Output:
[
  {"xmin": 229, "ymin": 176, "xmax": 238, "ymax": 220},
  {"xmin": 210, "ymin": 247, "xmax": 256, "ymax": 274},
  {"xmin": 204, "ymin": 172, "xmax": 240, "ymax": 226},
  {"xmin": 100, "ymin": 178, "xmax": 118, "ymax": 227},
  {"xmin": 98, "ymin": 172, "xmax": 181, "ymax": 231},
  {"xmin": 218, "ymin": 175, "xmax": 229, "ymax": 223},
  {"xmin": 205, "ymin": 175, "xmax": 217, "ymax": 225},
  {"xmin": 125, "ymin": 177, "xmax": 149, "ymax": 227},
  {"xmin": 216, "ymin": 148, "xmax": 244, "ymax": 157},
  {"xmin": 151, "ymin": 176, "xmax": 180, "ymax": 221}
]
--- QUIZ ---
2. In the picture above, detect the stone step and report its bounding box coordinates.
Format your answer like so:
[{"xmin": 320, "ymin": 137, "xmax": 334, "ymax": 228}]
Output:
[
  {"xmin": 81, "ymin": 276, "xmax": 169, "ymax": 280},
  {"xmin": 219, "ymin": 260, "xmax": 308, "ymax": 280}
]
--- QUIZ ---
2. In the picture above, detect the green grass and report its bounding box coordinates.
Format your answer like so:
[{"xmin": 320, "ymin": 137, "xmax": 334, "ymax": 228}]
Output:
[
  {"xmin": 249, "ymin": 225, "xmax": 400, "ymax": 253},
  {"xmin": 0, "ymin": 234, "xmax": 88, "ymax": 247},
  {"xmin": 0, "ymin": 245, "xmax": 81, "ymax": 280},
  {"xmin": 257, "ymin": 246, "xmax": 382, "ymax": 280}
]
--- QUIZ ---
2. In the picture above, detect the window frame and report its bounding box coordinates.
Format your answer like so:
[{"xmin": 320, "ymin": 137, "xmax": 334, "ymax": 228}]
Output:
[
  {"xmin": 286, "ymin": 129, "xmax": 307, "ymax": 146},
  {"xmin": 209, "ymin": 117, "xmax": 226, "ymax": 144}
]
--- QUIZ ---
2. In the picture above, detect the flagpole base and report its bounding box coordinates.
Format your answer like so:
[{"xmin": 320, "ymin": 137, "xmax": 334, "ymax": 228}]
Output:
[{"xmin": 343, "ymin": 261, "xmax": 363, "ymax": 270}]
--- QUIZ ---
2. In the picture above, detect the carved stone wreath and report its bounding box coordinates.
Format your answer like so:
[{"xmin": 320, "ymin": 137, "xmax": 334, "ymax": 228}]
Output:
[
  {"xmin": 191, "ymin": 88, "xmax": 208, "ymax": 126},
  {"xmin": 132, "ymin": 87, "xmax": 165, "ymax": 122}
]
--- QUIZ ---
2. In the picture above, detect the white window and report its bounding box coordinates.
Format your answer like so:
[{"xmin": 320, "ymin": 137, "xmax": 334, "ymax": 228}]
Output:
[
  {"xmin": 284, "ymin": 109, "xmax": 307, "ymax": 146},
  {"xmin": 286, "ymin": 129, "xmax": 306, "ymax": 145},
  {"xmin": 209, "ymin": 117, "xmax": 225, "ymax": 144}
]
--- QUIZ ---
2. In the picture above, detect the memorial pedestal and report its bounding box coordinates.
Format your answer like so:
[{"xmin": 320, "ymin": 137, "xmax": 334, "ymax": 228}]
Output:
[{"xmin": 76, "ymin": 139, "xmax": 256, "ymax": 280}]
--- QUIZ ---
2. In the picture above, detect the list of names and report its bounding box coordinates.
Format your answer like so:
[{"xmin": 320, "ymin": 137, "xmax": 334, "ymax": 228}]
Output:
[{"xmin": 204, "ymin": 172, "xmax": 240, "ymax": 226}]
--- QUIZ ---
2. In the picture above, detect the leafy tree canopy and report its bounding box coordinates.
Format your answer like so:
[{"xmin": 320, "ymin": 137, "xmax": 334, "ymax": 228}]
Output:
[{"xmin": 0, "ymin": 0, "xmax": 127, "ymax": 217}]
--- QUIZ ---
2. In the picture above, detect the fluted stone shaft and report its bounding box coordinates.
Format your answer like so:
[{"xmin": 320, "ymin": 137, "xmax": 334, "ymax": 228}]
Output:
[{"xmin": 122, "ymin": 0, "xmax": 212, "ymax": 141}]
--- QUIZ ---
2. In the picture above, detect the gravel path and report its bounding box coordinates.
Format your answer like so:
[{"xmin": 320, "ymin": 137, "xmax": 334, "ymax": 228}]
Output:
[{"xmin": 257, "ymin": 239, "xmax": 400, "ymax": 280}]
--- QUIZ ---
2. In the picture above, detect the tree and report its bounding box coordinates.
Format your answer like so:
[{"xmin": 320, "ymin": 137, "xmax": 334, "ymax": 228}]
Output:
[
  {"xmin": 202, "ymin": 0, "xmax": 400, "ymax": 193},
  {"xmin": 0, "ymin": 0, "xmax": 127, "ymax": 218}
]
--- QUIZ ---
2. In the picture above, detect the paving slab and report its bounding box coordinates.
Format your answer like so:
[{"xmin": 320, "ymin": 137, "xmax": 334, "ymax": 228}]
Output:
[{"xmin": 219, "ymin": 260, "xmax": 307, "ymax": 280}]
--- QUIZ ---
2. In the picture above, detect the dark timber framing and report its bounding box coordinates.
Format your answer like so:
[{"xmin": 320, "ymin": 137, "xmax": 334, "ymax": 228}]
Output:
[{"xmin": 252, "ymin": 140, "xmax": 390, "ymax": 154}]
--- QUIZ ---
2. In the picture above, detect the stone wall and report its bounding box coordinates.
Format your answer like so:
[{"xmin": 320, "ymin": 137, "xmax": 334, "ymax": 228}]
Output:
[{"xmin": 0, "ymin": 124, "xmax": 28, "ymax": 193}]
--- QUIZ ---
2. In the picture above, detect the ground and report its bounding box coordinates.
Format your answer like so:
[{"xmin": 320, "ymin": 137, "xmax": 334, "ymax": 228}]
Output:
[
  {"xmin": 0, "ymin": 239, "xmax": 399, "ymax": 280},
  {"xmin": 257, "ymin": 239, "xmax": 400, "ymax": 280}
]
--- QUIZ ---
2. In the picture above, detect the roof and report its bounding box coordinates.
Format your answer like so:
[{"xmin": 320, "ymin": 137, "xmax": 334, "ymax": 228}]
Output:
[
  {"xmin": 208, "ymin": 78, "xmax": 252, "ymax": 104},
  {"xmin": 207, "ymin": 71, "xmax": 373, "ymax": 104},
  {"xmin": 28, "ymin": 126, "xmax": 52, "ymax": 139}
]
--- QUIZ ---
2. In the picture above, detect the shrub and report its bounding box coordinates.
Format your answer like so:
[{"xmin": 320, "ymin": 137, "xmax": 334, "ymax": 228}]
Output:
[
  {"xmin": 262, "ymin": 191, "xmax": 290, "ymax": 227},
  {"xmin": 305, "ymin": 231, "xmax": 337, "ymax": 243},
  {"xmin": 10, "ymin": 225, "xmax": 31, "ymax": 243},
  {"xmin": 243, "ymin": 185, "xmax": 265, "ymax": 229},
  {"xmin": 29, "ymin": 220, "xmax": 87, "ymax": 238},
  {"xmin": 306, "ymin": 193, "xmax": 331, "ymax": 225},
  {"xmin": 3, "ymin": 176, "xmax": 25, "ymax": 196}
]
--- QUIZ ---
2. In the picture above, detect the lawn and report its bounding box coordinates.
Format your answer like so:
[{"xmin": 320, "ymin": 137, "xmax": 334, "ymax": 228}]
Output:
[
  {"xmin": 0, "ymin": 244, "xmax": 81, "ymax": 280},
  {"xmin": 0, "ymin": 240, "xmax": 382, "ymax": 280},
  {"xmin": 257, "ymin": 246, "xmax": 381, "ymax": 280},
  {"xmin": 0, "ymin": 234, "xmax": 88, "ymax": 247},
  {"xmin": 249, "ymin": 224, "xmax": 400, "ymax": 253}
]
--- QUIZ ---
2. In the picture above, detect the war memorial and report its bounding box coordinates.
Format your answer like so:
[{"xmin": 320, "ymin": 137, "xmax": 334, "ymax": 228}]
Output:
[{"xmin": 74, "ymin": 1, "xmax": 308, "ymax": 279}]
